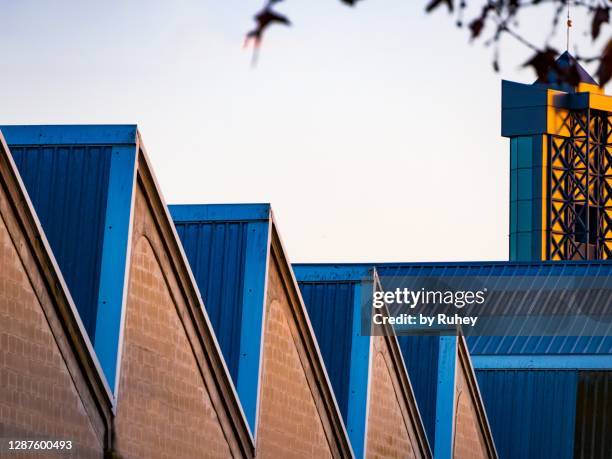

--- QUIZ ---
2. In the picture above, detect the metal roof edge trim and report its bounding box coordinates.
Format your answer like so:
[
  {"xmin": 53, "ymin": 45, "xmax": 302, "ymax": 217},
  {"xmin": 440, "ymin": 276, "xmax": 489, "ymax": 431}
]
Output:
[
  {"xmin": 169, "ymin": 203, "xmax": 271, "ymax": 223},
  {"xmin": 96, "ymin": 144, "xmax": 139, "ymax": 397},
  {"xmin": 0, "ymin": 125, "xmax": 138, "ymax": 146},
  {"xmin": 473, "ymin": 354, "xmax": 612, "ymax": 370},
  {"xmin": 293, "ymin": 264, "xmax": 375, "ymax": 282},
  {"xmin": 294, "ymin": 260, "xmax": 612, "ymax": 268}
]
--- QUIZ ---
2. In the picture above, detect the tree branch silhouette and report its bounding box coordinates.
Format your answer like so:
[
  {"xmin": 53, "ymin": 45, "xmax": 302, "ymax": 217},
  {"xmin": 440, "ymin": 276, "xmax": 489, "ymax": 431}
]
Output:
[{"xmin": 246, "ymin": 0, "xmax": 612, "ymax": 86}]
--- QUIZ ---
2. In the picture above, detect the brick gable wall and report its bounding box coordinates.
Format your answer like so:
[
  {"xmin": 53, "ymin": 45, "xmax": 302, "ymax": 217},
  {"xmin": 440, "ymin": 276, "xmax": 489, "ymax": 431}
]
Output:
[
  {"xmin": 366, "ymin": 335, "xmax": 421, "ymax": 459},
  {"xmin": 256, "ymin": 256, "xmax": 334, "ymax": 458},
  {"xmin": 114, "ymin": 184, "xmax": 237, "ymax": 459},
  {"xmin": 453, "ymin": 345, "xmax": 491, "ymax": 459},
  {"xmin": 0, "ymin": 196, "xmax": 104, "ymax": 459}
]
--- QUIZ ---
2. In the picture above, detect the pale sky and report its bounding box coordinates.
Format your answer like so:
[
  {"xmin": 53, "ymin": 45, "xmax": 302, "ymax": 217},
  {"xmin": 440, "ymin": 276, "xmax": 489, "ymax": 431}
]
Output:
[{"xmin": 1, "ymin": 1, "xmax": 608, "ymax": 263}]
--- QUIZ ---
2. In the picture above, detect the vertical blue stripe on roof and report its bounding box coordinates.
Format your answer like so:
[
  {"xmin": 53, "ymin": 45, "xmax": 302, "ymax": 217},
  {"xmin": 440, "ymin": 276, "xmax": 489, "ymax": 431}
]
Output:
[
  {"xmin": 3, "ymin": 125, "xmax": 137, "ymax": 388},
  {"xmin": 237, "ymin": 220, "xmax": 269, "ymax": 433},
  {"xmin": 476, "ymin": 369, "xmax": 577, "ymax": 459},
  {"xmin": 170, "ymin": 204, "xmax": 270, "ymax": 433},
  {"xmin": 433, "ymin": 336, "xmax": 457, "ymax": 459},
  {"xmin": 95, "ymin": 146, "xmax": 136, "ymax": 389},
  {"xmin": 345, "ymin": 281, "xmax": 372, "ymax": 459}
]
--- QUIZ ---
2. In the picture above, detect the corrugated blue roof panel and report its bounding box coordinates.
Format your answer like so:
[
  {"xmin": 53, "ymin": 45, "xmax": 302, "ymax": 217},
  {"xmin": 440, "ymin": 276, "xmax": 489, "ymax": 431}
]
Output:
[
  {"xmin": 294, "ymin": 265, "xmax": 379, "ymax": 458},
  {"xmin": 2, "ymin": 125, "xmax": 137, "ymax": 388},
  {"xmin": 319, "ymin": 261, "xmax": 612, "ymax": 356},
  {"xmin": 294, "ymin": 264, "xmax": 437, "ymax": 450},
  {"xmin": 9, "ymin": 144, "xmax": 111, "ymax": 336},
  {"xmin": 298, "ymin": 281, "xmax": 355, "ymax": 420},
  {"xmin": 173, "ymin": 220, "xmax": 248, "ymax": 382},
  {"xmin": 476, "ymin": 370, "xmax": 578, "ymax": 459},
  {"xmin": 396, "ymin": 335, "xmax": 439, "ymax": 446},
  {"xmin": 170, "ymin": 203, "xmax": 271, "ymax": 434}
]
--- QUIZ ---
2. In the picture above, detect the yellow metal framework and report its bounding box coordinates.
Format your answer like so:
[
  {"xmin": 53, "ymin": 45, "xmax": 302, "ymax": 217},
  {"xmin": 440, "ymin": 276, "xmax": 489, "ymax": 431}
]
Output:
[{"xmin": 546, "ymin": 109, "xmax": 612, "ymax": 260}]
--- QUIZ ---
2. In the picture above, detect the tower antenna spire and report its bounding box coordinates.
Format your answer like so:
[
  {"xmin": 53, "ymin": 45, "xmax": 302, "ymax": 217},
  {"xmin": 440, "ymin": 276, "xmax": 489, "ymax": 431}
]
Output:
[{"xmin": 566, "ymin": 0, "xmax": 572, "ymax": 52}]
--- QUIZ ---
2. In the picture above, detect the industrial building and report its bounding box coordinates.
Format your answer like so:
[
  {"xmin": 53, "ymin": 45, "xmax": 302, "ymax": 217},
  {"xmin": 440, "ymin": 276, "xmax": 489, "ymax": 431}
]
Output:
[
  {"xmin": 294, "ymin": 53, "xmax": 612, "ymax": 458},
  {"xmin": 0, "ymin": 126, "xmax": 254, "ymax": 457},
  {"xmin": 0, "ymin": 51, "xmax": 610, "ymax": 458},
  {"xmin": 293, "ymin": 264, "xmax": 495, "ymax": 458},
  {"xmin": 293, "ymin": 261, "xmax": 611, "ymax": 458},
  {"xmin": 171, "ymin": 204, "xmax": 353, "ymax": 457},
  {"xmin": 0, "ymin": 132, "xmax": 113, "ymax": 458}
]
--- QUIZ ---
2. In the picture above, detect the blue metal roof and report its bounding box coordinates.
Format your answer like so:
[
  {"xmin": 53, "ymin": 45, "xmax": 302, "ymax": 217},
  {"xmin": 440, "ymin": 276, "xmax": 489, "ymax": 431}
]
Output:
[
  {"xmin": 170, "ymin": 203, "xmax": 270, "ymax": 433},
  {"xmin": 293, "ymin": 264, "xmax": 435, "ymax": 451},
  {"xmin": 298, "ymin": 281, "xmax": 355, "ymax": 419},
  {"xmin": 374, "ymin": 262, "xmax": 612, "ymax": 356},
  {"xmin": 173, "ymin": 219, "xmax": 249, "ymax": 381},
  {"xmin": 396, "ymin": 335, "xmax": 439, "ymax": 447},
  {"xmin": 295, "ymin": 261, "xmax": 612, "ymax": 356},
  {"xmin": 476, "ymin": 369, "xmax": 577, "ymax": 459},
  {"xmin": 1, "ymin": 125, "xmax": 137, "ymax": 388},
  {"xmin": 9, "ymin": 143, "xmax": 111, "ymax": 336}
]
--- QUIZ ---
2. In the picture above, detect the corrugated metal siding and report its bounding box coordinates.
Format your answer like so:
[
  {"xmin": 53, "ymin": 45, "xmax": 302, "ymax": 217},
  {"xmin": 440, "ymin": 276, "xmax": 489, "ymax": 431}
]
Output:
[
  {"xmin": 298, "ymin": 281, "xmax": 355, "ymax": 420},
  {"xmin": 476, "ymin": 370, "xmax": 578, "ymax": 459},
  {"xmin": 174, "ymin": 221, "xmax": 247, "ymax": 384},
  {"xmin": 396, "ymin": 335, "xmax": 439, "ymax": 447},
  {"xmin": 10, "ymin": 145, "xmax": 112, "ymax": 337},
  {"xmin": 375, "ymin": 262, "xmax": 612, "ymax": 355},
  {"xmin": 574, "ymin": 371, "xmax": 612, "ymax": 459}
]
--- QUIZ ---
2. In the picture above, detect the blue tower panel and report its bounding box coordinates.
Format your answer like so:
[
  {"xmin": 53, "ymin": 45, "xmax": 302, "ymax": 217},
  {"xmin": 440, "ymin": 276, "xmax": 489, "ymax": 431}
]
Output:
[{"xmin": 509, "ymin": 136, "xmax": 544, "ymax": 261}]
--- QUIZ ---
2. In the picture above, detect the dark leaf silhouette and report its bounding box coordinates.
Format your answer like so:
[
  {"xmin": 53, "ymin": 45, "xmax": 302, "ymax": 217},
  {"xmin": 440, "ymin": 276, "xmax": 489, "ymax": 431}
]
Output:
[
  {"xmin": 245, "ymin": 1, "xmax": 291, "ymax": 48},
  {"xmin": 523, "ymin": 47, "xmax": 559, "ymax": 82},
  {"xmin": 493, "ymin": 59, "xmax": 500, "ymax": 73},
  {"xmin": 591, "ymin": 7, "xmax": 609, "ymax": 40},
  {"xmin": 426, "ymin": 0, "xmax": 454, "ymax": 14},
  {"xmin": 340, "ymin": 0, "xmax": 362, "ymax": 5},
  {"xmin": 564, "ymin": 62, "xmax": 582, "ymax": 88},
  {"xmin": 597, "ymin": 39, "xmax": 612, "ymax": 87},
  {"xmin": 508, "ymin": 0, "xmax": 520, "ymax": 15},
  {"xmin": 469, "ymin": 5, "xmax": 492, "ymax": 40},
  {"xmin": 469, "ymin": 18, "xmax": 485, "ymax": 39}
]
